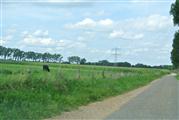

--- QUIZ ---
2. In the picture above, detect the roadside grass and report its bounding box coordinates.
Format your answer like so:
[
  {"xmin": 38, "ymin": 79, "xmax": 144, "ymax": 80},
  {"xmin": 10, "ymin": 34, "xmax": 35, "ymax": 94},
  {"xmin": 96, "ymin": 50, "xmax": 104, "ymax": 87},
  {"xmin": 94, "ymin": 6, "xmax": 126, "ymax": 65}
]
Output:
[
  {"xmin": 176, "ymin": 71, "xmax": 179, "ymax": 80},
  {"xmin": 0, "ymin": 62, "xmax": 170, "ymax": 120},
  {"xmin": 177, "ymin": 75, "xmax": 179, "ymax": 80},
  {"xmin": 173, "ymin": 69, "xmax": 179, "ymax": 80}
]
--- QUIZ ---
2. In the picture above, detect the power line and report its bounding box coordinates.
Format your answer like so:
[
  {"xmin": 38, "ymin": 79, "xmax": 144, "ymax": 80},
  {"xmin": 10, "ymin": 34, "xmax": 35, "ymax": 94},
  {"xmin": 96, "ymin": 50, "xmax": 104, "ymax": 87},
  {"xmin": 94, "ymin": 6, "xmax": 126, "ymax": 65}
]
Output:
[{"xmin": 112, "ymin": 47, "xmax": 120, "ymax": 65}]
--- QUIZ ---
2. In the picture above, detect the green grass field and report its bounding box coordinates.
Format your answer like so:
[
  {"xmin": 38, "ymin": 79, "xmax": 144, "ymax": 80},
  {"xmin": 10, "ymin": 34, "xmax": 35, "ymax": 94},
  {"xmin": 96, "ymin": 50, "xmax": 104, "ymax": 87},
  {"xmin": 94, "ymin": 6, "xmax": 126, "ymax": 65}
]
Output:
[{"xmin": 0, "ymin": 62, "xmax": 170, "ymax": 120}]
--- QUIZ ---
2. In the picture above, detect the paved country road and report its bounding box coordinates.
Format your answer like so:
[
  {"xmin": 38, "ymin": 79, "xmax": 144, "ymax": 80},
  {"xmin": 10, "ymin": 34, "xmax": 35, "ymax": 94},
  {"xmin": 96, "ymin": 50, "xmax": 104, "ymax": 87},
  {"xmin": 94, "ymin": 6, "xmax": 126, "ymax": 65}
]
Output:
[{"xmin": 105, "ymin": 74, "xmax": 179, "ymax": 120}]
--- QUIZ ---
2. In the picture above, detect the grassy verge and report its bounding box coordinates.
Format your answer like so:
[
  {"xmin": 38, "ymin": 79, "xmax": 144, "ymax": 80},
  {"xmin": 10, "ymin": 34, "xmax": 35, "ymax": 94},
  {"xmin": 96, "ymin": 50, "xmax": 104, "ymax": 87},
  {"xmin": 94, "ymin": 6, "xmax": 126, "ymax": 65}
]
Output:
[
  {"xmin": 0, "ymin": 63, "xmax": 170, "ymax": 120},
  {"xmin": 173, "ymin": 69, "xmax": 179, "ymax": 80},
  {"xmin": 176, "ymin": 72, "xmax": 179, "ymax": 80}
]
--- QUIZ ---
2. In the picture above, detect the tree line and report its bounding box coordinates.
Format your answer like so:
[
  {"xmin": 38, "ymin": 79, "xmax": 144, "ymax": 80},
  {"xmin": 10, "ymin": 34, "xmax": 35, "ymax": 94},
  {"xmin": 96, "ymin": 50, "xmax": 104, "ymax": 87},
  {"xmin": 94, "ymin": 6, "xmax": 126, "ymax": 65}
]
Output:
[
  {"xmin": 84, "ymin": 60, "xmax": 172, "ymax": 69},
  {"xmin": 0, "ymin": 46, "xmax": 63, "ymax": 62},
  {"xmin": 0, "ymin": 46, "xmax": 88, "ymax": 65},
  {"xmin": 0, "ymin": 45, "xmax": 172, "ymax": 69}
]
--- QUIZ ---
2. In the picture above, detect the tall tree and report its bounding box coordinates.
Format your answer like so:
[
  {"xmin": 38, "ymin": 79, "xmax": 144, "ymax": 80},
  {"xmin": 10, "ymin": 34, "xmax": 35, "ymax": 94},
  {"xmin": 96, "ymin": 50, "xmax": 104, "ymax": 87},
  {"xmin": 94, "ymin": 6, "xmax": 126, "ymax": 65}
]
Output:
[
  {"xmin": 98, "ymin": 60, "xmax": 110, "ymax": 66},
  {"xmin": 170, "ymin": 0, "xmax": 179, "ymax": 68},
  {"xmin": 36, "ymin": 53, "xmax": 42, "ymax": 62},
  {"xmin": 13, "ymin": 48, "xmax": 21, "ymax": 61},
  {"xmin": 80, "ymin": 58, "xmax": 86, "ymax": 64},
  {"xmin": 0, "ymin": 46, "xmax": 5, "ymax": 58},
  {"xmin": 3, "ymin": 48, "xmax": 12, "ymax": 59},
  {"xmin": 171, "ymin": 31, "xmax": 179, "ymax": 68},
  {"xmin": 68, "ymin": 56, "xmax": 81, "ymax": 64},
  {"xmin": 25, "ymin": 51, "xmax": 36, "ymax": 61},
  {"xmin": 170, "ymin": 0, "xmax": 179, "ymax": 26},
  {"xmin": 55, "ymin": 54, "xmax": 63, "ymax": 63}
]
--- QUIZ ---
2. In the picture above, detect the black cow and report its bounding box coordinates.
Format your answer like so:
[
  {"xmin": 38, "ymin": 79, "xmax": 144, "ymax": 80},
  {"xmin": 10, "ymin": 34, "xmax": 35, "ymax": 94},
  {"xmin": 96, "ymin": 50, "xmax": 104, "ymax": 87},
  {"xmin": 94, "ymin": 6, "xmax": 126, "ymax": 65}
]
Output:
[{"xmin": 43, "ymin": 65, "xmax": 50, "ymax": 72}]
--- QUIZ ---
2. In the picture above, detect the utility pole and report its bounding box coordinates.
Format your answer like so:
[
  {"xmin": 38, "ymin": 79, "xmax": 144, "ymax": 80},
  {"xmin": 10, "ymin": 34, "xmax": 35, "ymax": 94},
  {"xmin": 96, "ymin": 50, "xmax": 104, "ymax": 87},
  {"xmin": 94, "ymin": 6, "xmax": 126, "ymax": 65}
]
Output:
[{"xmin": 112, "ymin": 48, "xmax": 120, "ymax": 66}]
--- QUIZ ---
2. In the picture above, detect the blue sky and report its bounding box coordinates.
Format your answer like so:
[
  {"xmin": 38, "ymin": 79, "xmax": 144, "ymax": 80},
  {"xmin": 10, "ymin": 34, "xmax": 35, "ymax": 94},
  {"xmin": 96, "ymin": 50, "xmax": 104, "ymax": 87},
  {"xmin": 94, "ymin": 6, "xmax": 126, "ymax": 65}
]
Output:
[{"xmin": 1, "ymin": 0, "xmax": 176, "ymax": 65}]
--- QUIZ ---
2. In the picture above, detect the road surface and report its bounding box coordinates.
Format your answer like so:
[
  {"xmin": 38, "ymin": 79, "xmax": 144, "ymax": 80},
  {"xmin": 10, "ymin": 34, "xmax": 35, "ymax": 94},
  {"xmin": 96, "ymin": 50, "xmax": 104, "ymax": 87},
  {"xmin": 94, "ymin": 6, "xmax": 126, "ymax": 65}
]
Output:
[{"xmin": 105, "ymin": 74, "xmax": 179, "ymax": 120}]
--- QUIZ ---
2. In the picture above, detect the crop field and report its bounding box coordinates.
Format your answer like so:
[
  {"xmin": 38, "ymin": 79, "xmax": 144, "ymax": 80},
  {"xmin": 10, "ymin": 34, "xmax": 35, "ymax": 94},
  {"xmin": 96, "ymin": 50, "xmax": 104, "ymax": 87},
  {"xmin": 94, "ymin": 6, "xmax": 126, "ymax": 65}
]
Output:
[{"xmin": 0, "ymin": 62, "xmax": 170, "ymax": 120}]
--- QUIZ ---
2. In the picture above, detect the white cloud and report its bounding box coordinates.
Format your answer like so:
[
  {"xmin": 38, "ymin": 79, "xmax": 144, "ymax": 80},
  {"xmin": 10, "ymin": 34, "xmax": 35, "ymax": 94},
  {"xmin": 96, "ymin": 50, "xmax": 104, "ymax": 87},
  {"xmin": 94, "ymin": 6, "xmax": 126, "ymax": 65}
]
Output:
[
  {"xmin": 76, "ymin": 18, "xmax": 96, "ymax": 27},
  {"xmin": 65, "ymin": 14, "xmax": 171, "ymax": 42},
  {"xmin": 66, "ymin": 18, "xmax": 96, "ymax": 29},
  {"xmin": 33, "ymin": 30, "xmax": 49, "ymax": 37},
  {"xmin": 133, "ymin": 34, "xmax": 144, "ymax": 39},
  {"xmin": 22, "ymin": 31, "xmax": 29, "ymax": 36},
  {"xmin": 22, "ymin": 30, "xmax": 55, "ymax": 46},
  {"xmin": 68, "ymin": 42, "xmax": 86, "ymax": 48},
  {"xmin": 2, "ymin": 27, "xmax": 17, "ymax": 45},
  {"xmin": 109, "ymin": 30, "xmax": 144, "ymax": 40},
  {"xmin": 4, "ymin": 35, "xmax": 13, "ymax": 41},
  {"xmin": 2, "ymin": 29, "xmax": 17, "ymax": 46},
  {"xmin": 22, "ymin": 30, "xmax": 87, "ymax": 50},
  {"xmin": 56, "ymin": 39, "xmax": 86, "ymax": 49},
  {"xmin": 109, "ymin": 30, "xmax": 124, "ymax": 38},
  {"xmin": 23, "ymin": 35, "xmax": 55, "ymax": 46},
  {"xmin": 0, "ymin": 39, "xmax": 6, "ymax": 45},
  {"xmin": 66, "ymin": 14, "xmax": 171, "ymax": 32},
  {"xmin": 56, "ymin": 39, "xmax": 75, "ymax": 48},
  {"xmin": 66, "ymin": 18, "xmax": 113, "ymax": 29},
  {"xmin": 130, "ymin": 14, "xmax": 172, "ymax": 31},
  {"xmin": 99, "ymin": 19, "xmax": 113, "ymax": 26}
]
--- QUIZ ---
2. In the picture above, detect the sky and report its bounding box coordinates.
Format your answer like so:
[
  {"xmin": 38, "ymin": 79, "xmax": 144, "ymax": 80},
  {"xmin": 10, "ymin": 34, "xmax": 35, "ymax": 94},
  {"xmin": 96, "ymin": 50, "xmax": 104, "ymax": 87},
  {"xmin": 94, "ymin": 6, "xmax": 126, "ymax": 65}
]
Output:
[{"xmin": 0, "ymin": 0, "xmax": 176, "ymax": 65}]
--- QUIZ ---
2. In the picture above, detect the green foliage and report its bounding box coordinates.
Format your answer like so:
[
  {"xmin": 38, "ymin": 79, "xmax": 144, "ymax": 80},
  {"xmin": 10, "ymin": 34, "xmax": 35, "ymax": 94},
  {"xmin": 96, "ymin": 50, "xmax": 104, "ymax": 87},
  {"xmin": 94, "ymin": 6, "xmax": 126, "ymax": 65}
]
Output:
[
  {"xmin": 98, "ymin": 60, "xmax": 110, "ymax": 66},
  {"xmin": 176, "ymin": 70, "xmax": 179, "ymax": 80},
  {"xmin": 80, "ymin": 58, "xmax": 86, "ymax": 64},
  {"xmin": 170, "ymin": 0, "xmax": 179, "ymax": 26},
  {"xmin": 0, "ymin": 46, "xmax": 62, "ymax": 62},
  {"xmin": 0, "ymin": 69, "xmax": 13, "ymax": 74},
  {"xmin": 171, "ymin": 31, "xmax": 179, "ymax": 68},
  {"xmin": 68, "ymin": 56, "xmax": 81, "ymax": 64},
  {"xmin": 0, "ymin": 63, "xmax": 169, "ymax": 120},
  {"xmin": 170, "ymin": 0, "xmax": 179, "ymax": 69},
  {"xmin": 177, "ymin": 75, "xmax": 179, "ymax": 80}
]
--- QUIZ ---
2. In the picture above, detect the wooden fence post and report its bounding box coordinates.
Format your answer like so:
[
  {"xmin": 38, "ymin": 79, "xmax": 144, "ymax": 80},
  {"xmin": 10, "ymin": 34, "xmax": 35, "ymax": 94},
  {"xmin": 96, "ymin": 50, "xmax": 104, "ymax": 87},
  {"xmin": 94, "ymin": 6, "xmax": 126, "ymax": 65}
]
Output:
[
  {"xmin": 78, "ymin": 68, "xmax": 80, "ymax": 80},
  {"xmin": 102, "ymin": 70, "xmax": 105, "ymax": 79}
]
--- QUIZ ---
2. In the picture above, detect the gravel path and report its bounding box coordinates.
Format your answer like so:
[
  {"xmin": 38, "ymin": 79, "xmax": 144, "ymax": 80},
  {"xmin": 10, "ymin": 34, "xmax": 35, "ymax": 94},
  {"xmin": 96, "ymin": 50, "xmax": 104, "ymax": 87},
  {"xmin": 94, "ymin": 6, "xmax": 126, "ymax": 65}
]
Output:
[
  {"xmin": 47, "ymin": 75, "xmax": 167, "ymax": 120},
  {"xmin": 105, "ymin": 74, "xmax": 179, "ymax": 120}
]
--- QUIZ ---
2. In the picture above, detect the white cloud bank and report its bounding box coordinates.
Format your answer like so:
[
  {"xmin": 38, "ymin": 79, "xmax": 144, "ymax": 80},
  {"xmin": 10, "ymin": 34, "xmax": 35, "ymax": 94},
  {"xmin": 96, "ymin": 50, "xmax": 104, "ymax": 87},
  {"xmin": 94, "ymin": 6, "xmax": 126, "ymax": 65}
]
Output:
[
  {"xmin": 65, "ymin": 14, "xmax": 172, "ymax": 41},
  {"xmin": 66, "ymin": 18, "xmax": 113, "ymax": 29},
  {"xmin": 130, "ymin": 14, "xmax": 173, "ymax": 31},
  {"xmin": 22, "ymin": 30, "xmax": 86, "ymax": 50},
  {"xmin": 22, "ymin": 30, "xmax": 55, "ymax": 46},
  {"xmin": 109, "ymin": 30, "xmax": 144, "ymax": 40},
  {"xmin": 66, "ymin": 14, "xmax": 172, "ymax": 31}
]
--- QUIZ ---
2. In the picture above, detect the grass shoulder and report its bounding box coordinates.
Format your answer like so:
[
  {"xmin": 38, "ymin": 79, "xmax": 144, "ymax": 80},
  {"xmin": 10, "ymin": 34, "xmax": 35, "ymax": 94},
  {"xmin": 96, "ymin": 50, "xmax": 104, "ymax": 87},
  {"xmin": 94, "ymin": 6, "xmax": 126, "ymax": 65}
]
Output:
[
  {"xmin": 176, "ymin": 72, "xmax": 179, "ymax": 80},
  {"xmin": 173, "ymin": 69, "xmax": 179, "ymax": 80}
]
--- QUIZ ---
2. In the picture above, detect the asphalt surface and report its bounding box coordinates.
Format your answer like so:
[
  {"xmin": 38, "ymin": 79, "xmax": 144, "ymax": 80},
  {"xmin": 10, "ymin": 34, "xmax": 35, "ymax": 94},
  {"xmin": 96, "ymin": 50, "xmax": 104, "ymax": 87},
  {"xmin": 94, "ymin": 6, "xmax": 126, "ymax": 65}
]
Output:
[{"xmin": 105, "ymin": 74, "xmax": 179, "ymax": 120}]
